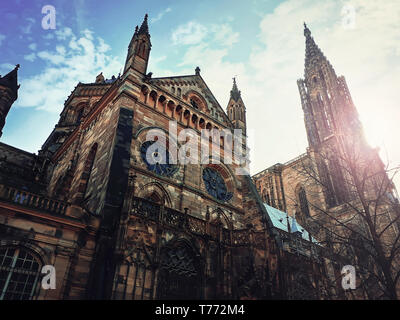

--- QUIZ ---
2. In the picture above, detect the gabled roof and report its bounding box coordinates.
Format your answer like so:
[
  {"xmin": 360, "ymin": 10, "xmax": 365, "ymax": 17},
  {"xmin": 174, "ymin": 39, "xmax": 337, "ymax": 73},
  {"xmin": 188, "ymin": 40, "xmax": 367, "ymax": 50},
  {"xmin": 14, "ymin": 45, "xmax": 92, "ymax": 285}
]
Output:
[
  {"xmin": 263, "ymin": 203, "xmax": 318, "ymax": 243},
  {"xmin": 150, "ymin": 72, "xmax": 232, "ymax": 126}
]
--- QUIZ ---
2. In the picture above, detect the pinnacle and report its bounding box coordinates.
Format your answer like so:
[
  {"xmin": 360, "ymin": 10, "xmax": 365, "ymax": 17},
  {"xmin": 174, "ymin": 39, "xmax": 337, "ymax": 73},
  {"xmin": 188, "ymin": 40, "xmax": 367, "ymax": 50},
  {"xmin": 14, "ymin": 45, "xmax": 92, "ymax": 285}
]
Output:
[
  {"xmin": 230, "ymin": 77, "xmax": 241, "ymax": 101},
  {"xmin": 304, "ymin": 22, "xmax": 311, "ymax": 38},
  {"xmin": 303, "ymin": 24, "xmax": 327, "ymax": 71},
  {"xmin": 138, "ymin": 13, "xmax": 149, "ymax": 35}
]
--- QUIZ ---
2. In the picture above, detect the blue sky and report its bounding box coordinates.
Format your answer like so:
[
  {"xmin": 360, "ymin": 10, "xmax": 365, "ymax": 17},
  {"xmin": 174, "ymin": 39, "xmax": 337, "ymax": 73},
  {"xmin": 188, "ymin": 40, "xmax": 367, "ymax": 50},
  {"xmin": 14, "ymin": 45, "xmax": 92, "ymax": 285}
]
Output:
[{"xmin": 1, "ymin": 0, "xmax": 400, "ymax": 189}]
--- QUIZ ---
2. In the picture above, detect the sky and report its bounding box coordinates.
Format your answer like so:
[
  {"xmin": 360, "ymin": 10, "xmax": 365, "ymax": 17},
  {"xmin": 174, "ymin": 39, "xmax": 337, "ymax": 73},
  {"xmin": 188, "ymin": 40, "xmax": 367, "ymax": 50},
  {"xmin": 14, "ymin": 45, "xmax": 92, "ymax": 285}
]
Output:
[{"xmin": 0, "ymin": 0, "xmax": 399, "ymax": 189}]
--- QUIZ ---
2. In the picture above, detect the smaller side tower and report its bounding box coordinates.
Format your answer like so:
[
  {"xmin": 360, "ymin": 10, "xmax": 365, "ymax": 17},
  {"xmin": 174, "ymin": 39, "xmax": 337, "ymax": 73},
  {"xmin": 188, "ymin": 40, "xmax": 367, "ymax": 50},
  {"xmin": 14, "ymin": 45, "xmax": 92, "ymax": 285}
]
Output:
[
  {"xmin": 123, "ymin": 14, "xmax": 152, "ymax": 75},
  {"xmin": 226, "ymin": 78, "xmax": 246, "ymax": 135},
  {"xmin": 0, "ymin": 64, "xmax": 20, "ymax": 137}
]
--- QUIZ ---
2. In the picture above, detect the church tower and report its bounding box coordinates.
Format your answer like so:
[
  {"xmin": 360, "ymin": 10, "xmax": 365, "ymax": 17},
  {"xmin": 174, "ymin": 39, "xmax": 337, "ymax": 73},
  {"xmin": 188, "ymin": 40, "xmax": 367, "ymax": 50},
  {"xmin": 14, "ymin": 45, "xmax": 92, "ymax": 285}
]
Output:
[
  {"xmin": 123, "ymin": 14, "xmax": 151, "ymax": 75},
  {"xmin": 297, "ymin": 23, "xmax": 365, "ymax": 150},
  {"xmin": 227, "ymin": 78, "xmax": 246, "ymax": 135},
  {"xmin": 0, "ymin": 64, "xmax": 19, "ymax": 137},
  {"xmin": 296, "ymin": 23, "xmax": 369, "ymax": 207}
]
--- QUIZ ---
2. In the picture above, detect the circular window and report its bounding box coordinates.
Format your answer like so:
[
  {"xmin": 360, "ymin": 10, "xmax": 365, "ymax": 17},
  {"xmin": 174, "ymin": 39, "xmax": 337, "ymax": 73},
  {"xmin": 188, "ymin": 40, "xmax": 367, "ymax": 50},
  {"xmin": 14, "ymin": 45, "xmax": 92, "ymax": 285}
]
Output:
[
  {"xmin": 202, "ymin": 167, "xmax": 233, "ymax": 202},
  {"xmin": 140, "ymin": 141, "xmax": 178, "ymax": 177}
]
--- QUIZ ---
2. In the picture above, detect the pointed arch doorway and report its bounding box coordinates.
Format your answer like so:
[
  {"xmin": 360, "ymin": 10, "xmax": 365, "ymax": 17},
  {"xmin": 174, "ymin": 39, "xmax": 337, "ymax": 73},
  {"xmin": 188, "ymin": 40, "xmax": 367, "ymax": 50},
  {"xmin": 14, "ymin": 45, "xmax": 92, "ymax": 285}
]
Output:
[{"xmin": 157, "ymin": 241, "xmax": 202, "ymax": 300}]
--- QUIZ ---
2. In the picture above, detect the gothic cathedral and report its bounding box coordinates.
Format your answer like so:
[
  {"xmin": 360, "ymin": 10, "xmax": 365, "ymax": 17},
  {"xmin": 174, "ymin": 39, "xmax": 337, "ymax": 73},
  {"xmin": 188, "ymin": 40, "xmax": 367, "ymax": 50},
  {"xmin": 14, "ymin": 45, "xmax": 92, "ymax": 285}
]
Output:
[{"xmin": 0, "ymin": 16, "xmax": 396, "ymax": 300}]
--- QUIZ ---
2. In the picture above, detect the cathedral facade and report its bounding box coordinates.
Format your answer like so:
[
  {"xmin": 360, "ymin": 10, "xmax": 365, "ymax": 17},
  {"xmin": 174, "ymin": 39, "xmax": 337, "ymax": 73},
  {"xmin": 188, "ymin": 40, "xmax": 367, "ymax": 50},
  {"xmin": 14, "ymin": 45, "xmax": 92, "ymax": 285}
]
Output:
[{"xmin": 0, "ymin": 15, "xmax": 384, "ymax": 300}]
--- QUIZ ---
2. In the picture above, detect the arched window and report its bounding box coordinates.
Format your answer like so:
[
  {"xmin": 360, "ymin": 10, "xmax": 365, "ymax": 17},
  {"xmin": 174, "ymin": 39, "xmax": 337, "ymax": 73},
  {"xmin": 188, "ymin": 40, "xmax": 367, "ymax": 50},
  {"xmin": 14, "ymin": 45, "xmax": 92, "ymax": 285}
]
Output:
[
  {"xmin": 298, "ymin": 186, "xmax": 310, "ymax": 217},
  {"xmin": 190, "ymin": 98, "xmax": 198, "ymax": 109},
  {"xmin": 263, "ymin": 191, "xmax": 271, "ymax": 206},
  {"xmin": 76, "ymin": 108, "xmax": 84, "ymax": 124},
  {"xmin": 317, "ymin": 93, "xmax": 332, "ymax": 133},
  {"xmin": 138, "ymin": 42, "xmax": 146, "ymax": 58},
  {"xmin": 312, "ymin": 76, "xmax": 318, "ymax": 84},
  {"xmin": 329, "ymin": 159, "xmax": 346, "ymax": 205},
  {"xmin": 0, "ymin": 247, "xmax": 42, "ymax": 300},
  {"xmin": 318, "ymin": 160, "xmax": 336, "ymax": 208},
  {"xmin": 148, "ymin": 191, "xmax": 162, "ymax": 204},
  {"xmin": 270, "ymin": 185, "xmax": 275, "ymax": 208}
]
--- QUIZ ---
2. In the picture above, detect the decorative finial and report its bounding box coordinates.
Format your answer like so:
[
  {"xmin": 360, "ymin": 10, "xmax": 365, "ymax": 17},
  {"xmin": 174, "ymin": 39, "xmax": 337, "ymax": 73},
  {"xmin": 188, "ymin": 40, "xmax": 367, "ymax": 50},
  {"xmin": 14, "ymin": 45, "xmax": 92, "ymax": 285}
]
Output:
[
  {"xmin": 95, "ymin": 72, "xmax": 105, "ymax": 83},
  {"xmin": 195, "ymin": 66, "xmax": 200, "ymax": 75},
  {"xmin": 15, "ymin": 64, "xmax": 20, "ymax": 70},
  {"xmin": 135, "ymin": 25, "xmax": 138, "ymax": 33}
]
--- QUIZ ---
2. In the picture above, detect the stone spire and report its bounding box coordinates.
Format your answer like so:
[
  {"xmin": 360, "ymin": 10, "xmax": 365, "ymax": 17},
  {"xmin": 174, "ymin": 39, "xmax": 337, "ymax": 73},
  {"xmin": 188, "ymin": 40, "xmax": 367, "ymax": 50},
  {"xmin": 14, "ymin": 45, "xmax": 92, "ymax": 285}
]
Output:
[
  {"xmin": 227, "ymin": 77, "xmax": 246, "ymax": 134},
  {"xmin": 303, "ymin": 23, "xmax": 329, "ymax": 73},
  {"xmin": 124, "ymin": 14, "xmax": 151, "ymax": 74},
  {"xmin": 230, "ymin": 77, "xmax": 241, "ymax": 102},
  {"xmin": 138, "ymin": 14, "xmax": 149, "ymax": 36},
  {"xmin": 0, "ymin": 64, "xmax": 20, "ymax": 100},
  {"xmin": 0, "ymin": 64, "xmax": 20, "ymax": 137}
]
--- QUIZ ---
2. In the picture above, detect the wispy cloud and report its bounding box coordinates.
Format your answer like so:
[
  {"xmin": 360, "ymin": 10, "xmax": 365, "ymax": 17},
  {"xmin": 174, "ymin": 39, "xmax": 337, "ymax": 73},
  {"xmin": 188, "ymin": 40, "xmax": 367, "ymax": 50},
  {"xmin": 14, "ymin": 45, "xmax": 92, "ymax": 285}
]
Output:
[
  {"xmin": 55, "ymin": 27, "xmax": 74, "ymax": 40},
  {"xmin": 210, "ymin": 23, "xmax": 239, "ymax": 47},
  {"xmin": 28, "ymin": 43, "xmax": 37, "ymax": 51},
  {"xmin": 16, "ymin": 27, "xmax": 123, "ymax": 112},
  {"xmin": 43, "ymin": 33, "xmax": 54, "ymax": 40},
  {"xmin": 151, "ymin": 7, "xmax": 172, "ymax": 23},
  {"xmin": 20, "ymin": 17, "xmax": 36, "ymax": 34},
  {"xmin": 0, "ymin": 63, "xmax": 14, "ymax": 74},
  {"xmin": 171, "ymin": 21, "xmax": 208, "ymax": 45},
  {"xmin": 24, "ymin": 52, "xmax": 36, "ymax": 62},
  {"xmin": 171, "ymin": 21, "xmax": 239, "ymax": 48}
]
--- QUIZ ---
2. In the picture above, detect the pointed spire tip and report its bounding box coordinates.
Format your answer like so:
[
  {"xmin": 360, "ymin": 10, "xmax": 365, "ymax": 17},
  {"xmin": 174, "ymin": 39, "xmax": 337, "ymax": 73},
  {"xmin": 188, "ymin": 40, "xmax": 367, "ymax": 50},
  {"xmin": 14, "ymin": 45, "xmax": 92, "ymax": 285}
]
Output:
[
  {"xmin": 230, "ymin": 76, "xmax": 241, "ymax": 101},
  {"xmin": 138, "ymin": 13, "xmax": 150, "ymax": 35},
  {"xmin": 304, "ymin": 22, "xmax": 311, "ymax": 37}
]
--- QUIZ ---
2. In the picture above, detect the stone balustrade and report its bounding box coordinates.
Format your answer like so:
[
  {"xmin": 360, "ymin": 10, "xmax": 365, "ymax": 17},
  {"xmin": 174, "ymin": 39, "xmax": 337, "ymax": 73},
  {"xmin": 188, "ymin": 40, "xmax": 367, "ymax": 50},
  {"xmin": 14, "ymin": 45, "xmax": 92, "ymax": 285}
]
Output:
[
  {"xmin": 130, "ymin": 196, "xmax": 265, "ymax": 248},
  {"xmin": 0, "ymin": 185, "xmax": 68, "ymax": 215}
]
